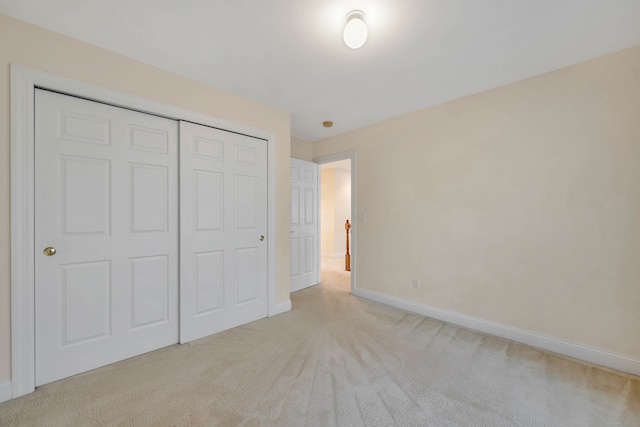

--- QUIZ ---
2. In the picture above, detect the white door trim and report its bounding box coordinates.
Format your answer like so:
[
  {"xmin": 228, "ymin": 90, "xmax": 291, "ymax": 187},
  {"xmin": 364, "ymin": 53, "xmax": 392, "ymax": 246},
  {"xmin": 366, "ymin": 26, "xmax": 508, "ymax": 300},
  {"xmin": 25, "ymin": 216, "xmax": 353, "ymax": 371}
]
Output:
[
  {"xmin": 10, "ymin": 64, "xmax": 278, "ymax": 399},
  {"xmin": 314, "ymin": 150, "xmax": 357, "ymax": 294}
]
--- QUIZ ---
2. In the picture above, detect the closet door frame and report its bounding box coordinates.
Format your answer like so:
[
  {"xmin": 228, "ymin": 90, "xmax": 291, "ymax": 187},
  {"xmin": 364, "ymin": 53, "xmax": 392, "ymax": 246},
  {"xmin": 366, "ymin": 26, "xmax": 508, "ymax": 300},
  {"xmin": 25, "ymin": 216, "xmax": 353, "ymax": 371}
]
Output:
[{"xmin": 9, "ymin": 64, "xmax": 279, "ymax": 400}]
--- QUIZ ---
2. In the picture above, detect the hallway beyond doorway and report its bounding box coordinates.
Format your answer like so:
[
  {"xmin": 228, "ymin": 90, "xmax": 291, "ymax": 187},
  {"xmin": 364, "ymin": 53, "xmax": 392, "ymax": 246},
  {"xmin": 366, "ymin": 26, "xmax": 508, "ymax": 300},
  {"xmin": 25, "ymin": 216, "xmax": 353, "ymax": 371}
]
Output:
[{"xmin": 316, "ymin": 151, "xmax": 356, "ymax": 295}]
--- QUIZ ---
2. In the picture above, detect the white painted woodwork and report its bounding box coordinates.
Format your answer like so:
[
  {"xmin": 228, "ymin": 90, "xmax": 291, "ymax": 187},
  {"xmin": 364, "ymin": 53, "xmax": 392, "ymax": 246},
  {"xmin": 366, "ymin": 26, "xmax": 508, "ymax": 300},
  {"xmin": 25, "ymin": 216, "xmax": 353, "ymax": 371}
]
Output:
[
  {"xmin": 290, "ymin": 158, "xmax": 319, "ymax": 292},
  {"xmin": 11, "ymin": 66, "xmax": 282, "ymax": 400},
  {"xmin": 180, "ymin": 122, "xmax": 268, "ymax": 343},
  {"xmin": 34, "ymin": 89, "xmax": 179, "ymax": 386}
]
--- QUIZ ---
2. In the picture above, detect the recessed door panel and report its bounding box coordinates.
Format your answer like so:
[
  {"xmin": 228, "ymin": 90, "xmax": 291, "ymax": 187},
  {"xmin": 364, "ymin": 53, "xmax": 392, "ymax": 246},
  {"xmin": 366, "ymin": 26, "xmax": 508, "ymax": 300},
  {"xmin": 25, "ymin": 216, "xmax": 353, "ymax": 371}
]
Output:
[
  {"xmin": 235, "ymin": 145, "xmax": 257, "ymax": 165},
  {"xmin": 290, "ymin": 165, "xmax": 300, "ymax": 180},
  {"xmin": 290, "ymin": 237, "xmax": 300, "ymax": 277},
  {"xmin": 131, "ymin": 164, "xmax": 168, "ymax": 233},
  {"xmin": 235, "ymin": 175, "xmax": 257, "ymax": 230},
  {"xmin": 61, "ymin": 261, "xmax": 111, "ymax": 346},
  {"xmin": 303, "ymin": 169, "xmax": 314, "ymax": 182},
  {"xmin": 194, "ymin": 136, "xmax": 224, "ymax": 161},
  {"xmin": 304, "ymin": 188, "xmax": 314, "ymax": 225},
  {"xmin": 291, "ymin": 187, "xmax": 300, "ymax": 226},
  {"xmin": 236, "ymin": 247, "xmax": 258, "ymax": 304},
  {"xmin": 195, "ymin": 171, "xmax": 223, "ymax": 232},
  {"xmin": 195, "ymin": 251, "xmax": 224, "ymax": 314},
  {"xmin": 304, "ymin": 236, "xmax": 315, "ymax": 274},
  {"xmin": 129, "ymin": 125, "xmax": 168, "ymax": 154},
  {"xmin": 61, "ymin": 156, "xmax": 111, "ymax": 236},
  {"xmin": 130, "ymin": 256, "xmax": 169, "ymax": 329},
  {"xmin": 59, "ymin": 110, "xmax": 110, "ymax": 145}
]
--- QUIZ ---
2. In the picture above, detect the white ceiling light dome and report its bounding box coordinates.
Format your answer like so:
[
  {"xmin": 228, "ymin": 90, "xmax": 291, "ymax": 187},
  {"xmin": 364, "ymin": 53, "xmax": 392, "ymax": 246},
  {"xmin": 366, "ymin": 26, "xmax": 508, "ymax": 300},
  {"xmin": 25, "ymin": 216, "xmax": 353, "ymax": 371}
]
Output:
[{"xmin": 343, "ymin": 10, "xmax": 368, "ymax": 49}]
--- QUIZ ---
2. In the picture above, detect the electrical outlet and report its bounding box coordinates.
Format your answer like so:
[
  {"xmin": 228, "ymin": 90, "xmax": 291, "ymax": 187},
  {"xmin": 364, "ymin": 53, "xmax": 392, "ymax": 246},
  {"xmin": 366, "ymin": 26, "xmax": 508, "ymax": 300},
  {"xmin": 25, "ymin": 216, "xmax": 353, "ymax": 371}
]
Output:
[{"xmin": 412, "ymin": 277, "xmax": 421, "ymax": 289}]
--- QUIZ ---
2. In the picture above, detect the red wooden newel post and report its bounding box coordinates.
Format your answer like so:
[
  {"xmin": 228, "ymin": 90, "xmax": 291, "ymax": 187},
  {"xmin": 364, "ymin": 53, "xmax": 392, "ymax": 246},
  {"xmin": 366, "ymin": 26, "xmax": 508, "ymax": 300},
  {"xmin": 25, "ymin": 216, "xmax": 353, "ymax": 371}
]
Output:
[{"xmin": 345, "ymin": 219, "xmax": 351, "ymax": 272}]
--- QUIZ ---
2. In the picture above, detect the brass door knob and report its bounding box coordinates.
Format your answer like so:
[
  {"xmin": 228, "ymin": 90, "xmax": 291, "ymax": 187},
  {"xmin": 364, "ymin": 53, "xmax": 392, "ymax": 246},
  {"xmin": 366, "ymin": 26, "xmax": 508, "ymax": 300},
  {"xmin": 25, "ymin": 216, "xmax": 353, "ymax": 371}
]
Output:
[
  {"xmin": 259, "ymin": 235, "xmax": 265, "ymax": 241},
  {"xmin": 43, "ymin": 247, "xmax": 57, "ymax": 256}
]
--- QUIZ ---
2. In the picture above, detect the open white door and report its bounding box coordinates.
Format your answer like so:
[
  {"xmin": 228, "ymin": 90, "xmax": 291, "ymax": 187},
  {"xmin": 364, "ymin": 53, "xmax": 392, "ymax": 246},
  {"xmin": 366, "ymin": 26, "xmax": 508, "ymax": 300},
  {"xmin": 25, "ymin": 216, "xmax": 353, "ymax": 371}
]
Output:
[
  {"xmin": 34, "ymin": 89, "xmax": 179, "ymax": 386},
  {"xmin": 290, "ymin": 158, "xmax": 319, "ymax": 292},
  {"xmin": 180, "ymin": 122, "xmax": 268, "ymax": 343}
]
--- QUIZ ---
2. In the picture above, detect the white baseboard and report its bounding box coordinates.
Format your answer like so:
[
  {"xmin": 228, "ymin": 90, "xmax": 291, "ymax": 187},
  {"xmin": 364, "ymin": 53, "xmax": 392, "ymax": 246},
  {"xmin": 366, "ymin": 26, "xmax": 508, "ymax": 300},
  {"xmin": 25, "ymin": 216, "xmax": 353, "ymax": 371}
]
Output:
[
  {"xmin": 0, "ymin": 380, "xmax": 12, "ymax": 403},
  {"xmin": 269, "ymin": 299, "xmax": 291, "ymax": 317},
  {"xmin": 321, "ymin": 253, "xmax": 344, "ymax": 259},
  {"xmin": 353, "ymin": 288, "xmax": 640, "ymax": 377}
]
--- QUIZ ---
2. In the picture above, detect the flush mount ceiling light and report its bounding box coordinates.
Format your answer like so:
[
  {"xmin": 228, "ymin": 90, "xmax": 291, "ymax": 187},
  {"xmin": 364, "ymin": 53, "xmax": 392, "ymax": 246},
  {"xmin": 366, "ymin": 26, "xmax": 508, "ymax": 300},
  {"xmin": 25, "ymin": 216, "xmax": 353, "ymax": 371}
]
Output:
[{"xmin": 343, "ymin": 10, "xmax": 368, "ymax": 49}]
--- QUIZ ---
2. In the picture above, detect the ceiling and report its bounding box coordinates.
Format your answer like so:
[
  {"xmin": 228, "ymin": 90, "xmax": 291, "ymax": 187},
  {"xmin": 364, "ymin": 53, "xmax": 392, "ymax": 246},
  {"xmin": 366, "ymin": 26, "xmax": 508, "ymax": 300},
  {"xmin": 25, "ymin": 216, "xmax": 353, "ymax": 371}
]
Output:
[{"xmin": 2, "ymin": 1, "xmax": 640, "ymax": 142}]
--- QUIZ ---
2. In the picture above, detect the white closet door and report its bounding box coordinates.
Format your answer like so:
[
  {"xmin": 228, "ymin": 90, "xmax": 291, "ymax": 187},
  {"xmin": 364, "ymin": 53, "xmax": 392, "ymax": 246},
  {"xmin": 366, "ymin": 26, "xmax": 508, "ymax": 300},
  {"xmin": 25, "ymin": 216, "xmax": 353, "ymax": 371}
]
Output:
[
  {"xmin": 35, "ymin": 89, "xmax": 179, "ymax": 386},
  {"xmin": 290, "ymin": 158, "xmax": 319, "ymax": 292},
  {"xmin": 180, "ymin": 122, "xmax": 268, "ymax": 343}
]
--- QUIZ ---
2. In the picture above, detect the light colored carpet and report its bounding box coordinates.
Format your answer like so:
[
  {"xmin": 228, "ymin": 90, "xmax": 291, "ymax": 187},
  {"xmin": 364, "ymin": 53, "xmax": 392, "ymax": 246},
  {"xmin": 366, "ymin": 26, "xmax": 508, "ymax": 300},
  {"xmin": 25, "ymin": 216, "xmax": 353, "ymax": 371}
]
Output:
[{"xmin": 1, "ymin": 262, "xmax": 638, "ymax": 426}]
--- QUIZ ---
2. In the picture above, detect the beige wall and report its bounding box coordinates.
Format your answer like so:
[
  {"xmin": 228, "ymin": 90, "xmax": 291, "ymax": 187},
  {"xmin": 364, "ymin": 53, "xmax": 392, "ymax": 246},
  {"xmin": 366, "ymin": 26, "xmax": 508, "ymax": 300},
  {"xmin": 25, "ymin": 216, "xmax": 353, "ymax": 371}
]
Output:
[
  {"xmin": 290, "ymin": 137, "xmax": 314, "ymax": 161},
  {"xmin": 314, "ymin": 45, "xmax": 640, "ymax": 359},
  {"xmin": 0, "ymin": 14, "xmax": 291, "ymax": 382}
]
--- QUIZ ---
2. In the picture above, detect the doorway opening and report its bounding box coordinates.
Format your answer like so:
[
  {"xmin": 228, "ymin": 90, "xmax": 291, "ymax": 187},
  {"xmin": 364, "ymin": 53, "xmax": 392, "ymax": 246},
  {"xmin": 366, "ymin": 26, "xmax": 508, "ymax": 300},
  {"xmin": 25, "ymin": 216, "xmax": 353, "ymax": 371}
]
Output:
[{"xmin": 317, "ymin": 154, "xmax": 354, "ymax": 294}]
